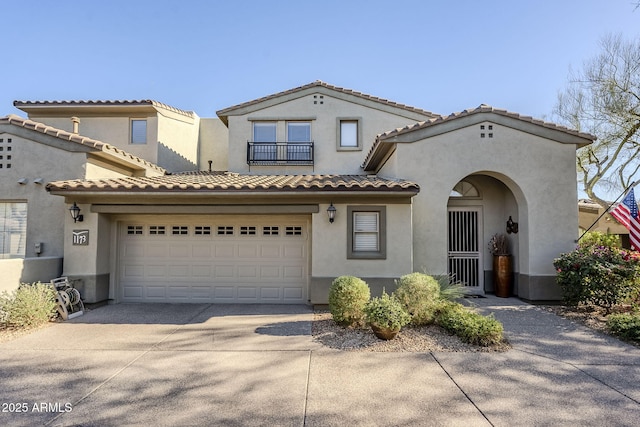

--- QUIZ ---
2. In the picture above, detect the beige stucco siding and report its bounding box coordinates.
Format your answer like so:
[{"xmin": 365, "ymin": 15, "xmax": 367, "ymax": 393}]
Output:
[
  {"xmin": 156, "ymin": 110, "xmax": 200, "ymax": 171},
  {"xmin": 227, "ymin": 94, "xmax": 428, "ymax": 174},
  {"xmin": 199, "ymin": 118, "xmax": 229, "ymax": 171}
]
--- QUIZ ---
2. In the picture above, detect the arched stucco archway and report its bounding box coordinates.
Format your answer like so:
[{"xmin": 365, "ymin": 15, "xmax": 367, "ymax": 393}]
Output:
[{"xmin": 447, "ymin": 173, "xmax": 527, "ymax": 296}]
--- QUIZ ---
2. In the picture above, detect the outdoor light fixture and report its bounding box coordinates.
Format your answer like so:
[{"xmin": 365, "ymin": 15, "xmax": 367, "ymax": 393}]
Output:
[
  {"xmin": 506, "ymin": 216, "xmax": 518, "ymax": 234},
  {"xmin": 69, "ymin": 202, "xmax": 84, "ymax": 223},
  {"xmin": 327, "ymin": 203, "xmax": 337, "ymax": 223}
]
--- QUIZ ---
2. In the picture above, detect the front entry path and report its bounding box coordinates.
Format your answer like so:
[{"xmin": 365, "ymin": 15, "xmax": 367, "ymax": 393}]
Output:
[{"xmin": 1, "ymin": 298, "xmax": 639, "ymax": 426}]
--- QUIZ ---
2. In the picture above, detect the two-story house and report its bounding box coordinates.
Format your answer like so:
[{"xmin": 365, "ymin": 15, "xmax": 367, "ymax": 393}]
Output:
[{"xmin": 5, "ymin": 80, "xmax": 595, "ymax": 304}]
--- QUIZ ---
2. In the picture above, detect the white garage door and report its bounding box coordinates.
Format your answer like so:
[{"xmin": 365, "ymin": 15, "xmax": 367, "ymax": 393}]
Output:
[{"xmin": 118, "ymin": 215, "xmax": 308, "ymax": 303}]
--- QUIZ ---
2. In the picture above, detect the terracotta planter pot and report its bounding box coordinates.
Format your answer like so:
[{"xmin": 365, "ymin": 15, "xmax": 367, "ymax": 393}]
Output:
[
  {"xmin": 371, "ymin": 324, "xmax": 400, "ymax": 340},
  {"xmin": 493, "ymin": 255, "xmax": 512, "ymax": 298}
]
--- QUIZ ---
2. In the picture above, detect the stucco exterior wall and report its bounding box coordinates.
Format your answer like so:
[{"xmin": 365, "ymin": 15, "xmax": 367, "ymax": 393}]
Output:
[
  {"xmin": 156, "ymin": 110, "xmax": 199, "ymax": 171},
  {"xmin": 389, "ymin": 121, "xmax": 579, "ymax": 299},
  {"xmin": 199, "ymin": 118, "xmax": 229, "ymax": 171},
  {"xmin": 309, "ymin": 202, "xmax": 413, "ymax": 303},
  {"xmin": 226, "ymin": 94, "xmax": 428, "ymax": 174}
]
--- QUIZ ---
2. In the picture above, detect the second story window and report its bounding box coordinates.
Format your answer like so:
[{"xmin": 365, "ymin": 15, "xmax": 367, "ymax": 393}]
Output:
[
  {"xmin": 287, "ymin": 122, "xmax": 310, "ymax": 142},
  {"xmin": 130, "ymin": 119, "xmax": 147, "ymax": 144},
  {"xmin": 339, "ymin": 119, "xmax": 359, "ymax": 150}
]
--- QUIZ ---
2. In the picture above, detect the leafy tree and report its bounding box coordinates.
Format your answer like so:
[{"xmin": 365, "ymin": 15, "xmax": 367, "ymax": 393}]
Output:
[{"xmin": 554, "ymin": 34, "xmax": 640, "ymax": 207}]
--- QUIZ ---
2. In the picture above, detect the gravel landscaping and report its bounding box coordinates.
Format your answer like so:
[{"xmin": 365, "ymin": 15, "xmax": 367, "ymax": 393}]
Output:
[{"xmin": 312, "ymin": 310, "xmax": 511, "ymax": 352}]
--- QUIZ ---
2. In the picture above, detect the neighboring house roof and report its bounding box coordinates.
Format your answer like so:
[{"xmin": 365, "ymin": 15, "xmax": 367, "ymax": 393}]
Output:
[
  {"xmin": 363, "ymin": 104, "xmax": 597, "ymax": 171},
  {"xmin": 13, "ymin": 99, "xmax": 195, "ymax": 118},
  {"xmin": 216, "ymin": 80, "xmax": 439, "ymax": 125},
  {"xmin": 0, "ymin": 114, "xmax": 166, "ymax": 174},
  {"xmin": 46, "ymin": 171, "xmax": 419, "ymax": 194}
]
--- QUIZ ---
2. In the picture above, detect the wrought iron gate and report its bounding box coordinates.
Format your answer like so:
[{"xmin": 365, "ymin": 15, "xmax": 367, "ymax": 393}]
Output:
[{"xmin": 447, "ymin": 208, "xmax": 483, "ymax": 292}]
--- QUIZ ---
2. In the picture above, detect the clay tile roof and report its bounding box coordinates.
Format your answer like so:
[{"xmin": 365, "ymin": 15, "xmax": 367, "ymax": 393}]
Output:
[
  {"xmin": 216, "ymin": 80, "xmax": 439, "ymax": 119},
  {"xmin": 13, "ymin": 99, "xmax": 194, "ymax": 118},
  {"xmin": 46, "ymin": 171, "xmax": 420, "ymax": 194},
  {"xmin": 0, "ymin": 114, "xmax": 165, "ymax": 174}
]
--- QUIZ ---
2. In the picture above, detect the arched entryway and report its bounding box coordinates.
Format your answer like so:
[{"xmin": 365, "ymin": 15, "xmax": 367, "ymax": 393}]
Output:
[{"xmin": 447, "ymin": 174, "xmax": 522, "ymax": 296}]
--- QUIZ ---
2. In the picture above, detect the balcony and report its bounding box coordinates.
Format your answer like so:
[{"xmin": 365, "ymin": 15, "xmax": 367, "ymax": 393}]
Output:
[{"xmin": 247, "ymin": 141, "xmax": 314, "ymax": 166}]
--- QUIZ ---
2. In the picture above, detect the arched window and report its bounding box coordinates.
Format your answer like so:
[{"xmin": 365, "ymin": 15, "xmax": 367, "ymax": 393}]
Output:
[{"xmin": 450, "ymin": 180, "xmax": 480, "ymax": 198}]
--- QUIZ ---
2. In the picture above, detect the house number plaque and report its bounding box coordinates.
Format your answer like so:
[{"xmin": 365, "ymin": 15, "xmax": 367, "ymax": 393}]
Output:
[{"xmin": 72, "ymin": 230, "xmax": 89, "ymax": 245}]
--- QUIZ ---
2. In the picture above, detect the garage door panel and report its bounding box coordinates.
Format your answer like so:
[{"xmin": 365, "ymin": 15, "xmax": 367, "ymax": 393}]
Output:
[
  {"xmin": 237, "ymin": 265, "xmax": 257, "ymax": 278},
  {"xmin": 119, "ymin": 217, "xmax": 307, "ymax": 303},
  {"xmin": 170, "ymin": 245, "xmax": 190, "ymax": 258},
  {"xmin": 146, "ymin": 286, "xmax": 166, "ymax": 298},
  {"xmin": 260, "ymin": 287, "xmax": 281, "ymax": 300},
  {"xmin": 214, "ymin": 245, "xmax": 235, "ymax": 258},
  {"xmin": 237, "ymin": 287, "xmax": 258, "ymax": 300},
  {"xmin": 238, "ymin": 244, "xmax": 258, "ymax": 258}
]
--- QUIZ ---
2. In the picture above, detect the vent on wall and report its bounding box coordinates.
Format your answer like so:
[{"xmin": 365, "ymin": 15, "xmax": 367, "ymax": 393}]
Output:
[
  {"xmin": 313, "ymin": 95, "xmax": 324, "ymax": 105},
  {"xmin": 479, "ymin": 124, "xmax": 494, "ymax": 138},
  {"xmin": 0, "ymin": 138, "xmax": 12, "ymax": 169}
]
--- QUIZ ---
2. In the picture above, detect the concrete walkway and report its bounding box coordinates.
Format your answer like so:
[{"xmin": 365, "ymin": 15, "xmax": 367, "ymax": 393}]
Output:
[{"xmin": 0, "ymin": 297, "xmax": 638, "ymax": 426}]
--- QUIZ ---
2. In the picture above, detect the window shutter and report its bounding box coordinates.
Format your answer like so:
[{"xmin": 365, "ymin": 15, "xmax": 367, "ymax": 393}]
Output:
[{"xmin": 353, "ymin": 212, "xmax": 379, "ymax": 251}]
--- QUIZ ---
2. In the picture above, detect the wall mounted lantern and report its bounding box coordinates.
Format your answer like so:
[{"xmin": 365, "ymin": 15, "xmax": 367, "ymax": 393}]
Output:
[
  {"xmin": 506, "ymin": 216, "xmax": 518, "ymax": 234},
  {"xmin": 69, "ymin": 202, "xmax": 84, "ymax": 223},
  {"xmin": 327, "ymin": 203, "xmax": 337, "ymax": 223}
]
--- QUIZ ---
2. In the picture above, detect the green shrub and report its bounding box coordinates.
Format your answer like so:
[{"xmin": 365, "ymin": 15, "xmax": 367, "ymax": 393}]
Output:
[
  {"xmin": 0, "ymin": 282, "xmax": 57, "ymax": 328},
  {"xmin": 436, "ymin": 301, "xmax": 504, "ymax": 346},
  {"xmin": 553, "ymin": 246, "xmax": 639, "ymax": 312},
  {"xmin": 364, "ymin": 290, "xmax": 411, "ymax": 331},
  {"xmin": 579, "ymin": 231, "xmax": 621, "ymax": 248},
  {"xmin": 435, "ymin": 274, "xmax": 468, "ymax": 302},
  {"xmin": 607, "ymin": 313, "xmax": 640, "ymax": 342},
  {"xmin": 394, "ymin": 272, "xmax": 441, "ymax": 325},
  {"xmin": 328, "ymin": 276, "xmax": 370, "ymax": 326}
]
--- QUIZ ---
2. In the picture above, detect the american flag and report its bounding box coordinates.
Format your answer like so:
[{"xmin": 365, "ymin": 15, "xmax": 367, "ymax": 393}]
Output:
[{"xmin": 610, "ymin": 187, "xmax": 640, "ymax": 250}]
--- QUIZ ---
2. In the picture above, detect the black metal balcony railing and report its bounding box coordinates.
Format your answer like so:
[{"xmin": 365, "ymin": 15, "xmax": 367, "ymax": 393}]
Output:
[{"xmin": 247, "ymin": 141, "xmax": 314, "ymax": 166}]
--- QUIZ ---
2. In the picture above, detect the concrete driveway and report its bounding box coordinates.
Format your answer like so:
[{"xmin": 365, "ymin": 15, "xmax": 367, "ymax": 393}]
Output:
[{"xmin": 1, "ymin": 298, "xmax": 639, "ymax": 426}]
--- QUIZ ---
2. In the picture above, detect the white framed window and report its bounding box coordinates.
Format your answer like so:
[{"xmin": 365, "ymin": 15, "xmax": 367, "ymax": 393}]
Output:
[
  {"xmin": 347, "ymin": 206, "xmax": 386, "ymax": 259},
  {"xmin": 0, "ymin": 202, "xmax": 27, "ymax": 259},
  {"xmin": 130, "ymin": 119, "xmax": 147, "ymax": 144},
  {"xmin": 337, "ymin": 118, "xmax": 361, "ymax": 150}
]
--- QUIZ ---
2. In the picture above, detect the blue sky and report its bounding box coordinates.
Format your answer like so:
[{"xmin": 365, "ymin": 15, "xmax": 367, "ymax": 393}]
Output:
[{"xmin": 2, "ymin": 0, "xmax": 639, "ymax": 122}]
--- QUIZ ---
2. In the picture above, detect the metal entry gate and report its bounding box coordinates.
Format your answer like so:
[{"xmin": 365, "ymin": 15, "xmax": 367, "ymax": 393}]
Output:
[{"xmin": 447, "ymin": 208, "xmax": 483, "ymax": 293}]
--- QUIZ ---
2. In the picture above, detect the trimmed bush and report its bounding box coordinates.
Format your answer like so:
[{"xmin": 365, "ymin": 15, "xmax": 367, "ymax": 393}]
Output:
[
  {"xmin": 436, "ymin": 301, "xmax": 504, "ymax": 346},
  {"xmin": 364, "ymin": 290, "xmax": 411, "ymax": 331},
  {"xmin": 0, "ymin": 282, "xmax": 57, "ymax": 328},
  {"xmin": 579, "ymin": 231, "xmax": 621, "ymax": 248},
  {"xmin": 394, "ymin": 272, "xmax": 441, "ymax": 325},
  {"xmin": 607, "ymin": 313, "xmax": 640, "ymax": 342},
  {"xmin": 328, "ymin": 276, "xmax": 370, "ymax": 326},
  {"xmin": 553, "ymin": 246, "xmax": 640, "ymax": 311}
]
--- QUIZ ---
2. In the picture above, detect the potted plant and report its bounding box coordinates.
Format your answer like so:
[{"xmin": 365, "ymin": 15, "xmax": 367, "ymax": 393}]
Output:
[
  {"xmin": 488, "ymin": 233, "xmax": 512, "ymax": 298},
  {"xmin": 364, "ymin": 290, "xmax": 411, "ymax": 340}
]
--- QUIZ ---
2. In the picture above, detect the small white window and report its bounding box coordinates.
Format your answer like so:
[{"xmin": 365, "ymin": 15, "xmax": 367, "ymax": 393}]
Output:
[
  {"xmin": 131, "ymin": 119, "xmax": 147, "ymax": 144},
  {"xmin": 340, "ymin": 120, "xmax": 358, "ymax": 147},
  {"xmin": 285, "ymin": 226, "xmax": 302, "ymax": 236},
  {"xmin": 195, "ymin": 226, "xmax": 211, "ymax": 235},
  {"xmin": 217, "ymin": 226, "xmax": 234, "ymax": 235},
  {"xmin": 240, "ymin": 226, "xmax": 256, "ymax": 235}
]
